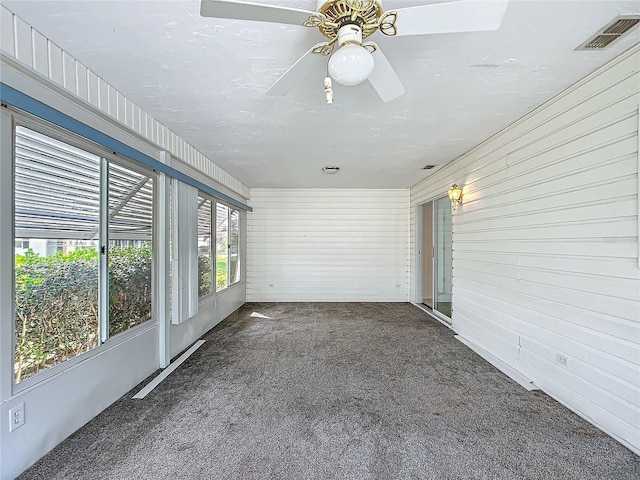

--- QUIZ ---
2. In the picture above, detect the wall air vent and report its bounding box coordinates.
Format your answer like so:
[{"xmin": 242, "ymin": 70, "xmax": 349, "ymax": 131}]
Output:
[{"xmin": 576, "ymin": 15, "xmax": 640, "ymax": 50}]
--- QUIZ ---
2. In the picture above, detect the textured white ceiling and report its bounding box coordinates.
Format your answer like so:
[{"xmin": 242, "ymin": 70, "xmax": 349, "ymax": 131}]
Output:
[{"xmin": 4, "ymin": 0, "xmax": 640, "ymax": 188}]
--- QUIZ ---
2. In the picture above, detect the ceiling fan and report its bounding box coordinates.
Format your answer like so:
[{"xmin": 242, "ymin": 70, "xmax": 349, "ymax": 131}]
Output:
[{"xmin": 200, "ymin": 0, "xmax": 509, "ymax": 103}]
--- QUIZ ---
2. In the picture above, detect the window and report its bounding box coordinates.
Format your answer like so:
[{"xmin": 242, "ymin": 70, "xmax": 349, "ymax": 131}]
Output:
[
  {"xmin": 107, "ymin": 162, "xmax": 154, "ymax": 337},
  {"xmin": 197, "ymin": 197, "xmax": 212, "ymax": 298},
  {"xmin": 196, "ymin": 194, "xmax": 242, "ymax": 297},
  {"xmin": 13, "ymin": 125, "xmax": 155, "ymax": 384},
  {"xmin": 229, "ymin": 209, "xmax": 240, "ymax": 285},
  {"xmin": 15, "ymin": 239, "xmax": 30, "ymax": 251},
  {"xmin": 216, "ymin": 202, "xmax": 229, "ymax": 291}
]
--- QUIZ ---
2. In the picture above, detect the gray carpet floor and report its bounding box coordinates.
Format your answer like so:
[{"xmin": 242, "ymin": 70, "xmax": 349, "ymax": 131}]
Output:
[{"xmin": 20, "ymin": 302, "xmax": 640, "ymax": 479}]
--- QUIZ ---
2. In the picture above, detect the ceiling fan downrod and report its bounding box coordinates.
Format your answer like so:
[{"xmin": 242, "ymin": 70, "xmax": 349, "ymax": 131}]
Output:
[{"xmin": 306, "ymin": 0, "xmax": 396, "ymax": 56}]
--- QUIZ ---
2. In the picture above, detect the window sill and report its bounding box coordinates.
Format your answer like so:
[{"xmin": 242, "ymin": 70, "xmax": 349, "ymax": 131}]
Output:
[{"xmin": 10, "ymin": 319, "xmax": 158, "ymax": 398}]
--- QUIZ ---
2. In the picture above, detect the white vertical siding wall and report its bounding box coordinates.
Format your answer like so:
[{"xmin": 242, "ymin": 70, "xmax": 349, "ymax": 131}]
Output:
[
  {"xmin": 247, "ymin": 189, "xmax": 409, "ymax": 302},
  {"xmin": 0, "ymin": 5, "xmax": 249, "ymax": 199},
  {"xmin": 410, "ymin": 46, "xmax": 640, "ymax": 454}
]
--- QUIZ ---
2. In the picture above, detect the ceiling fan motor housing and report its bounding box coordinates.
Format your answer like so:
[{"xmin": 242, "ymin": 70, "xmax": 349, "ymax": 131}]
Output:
[{"xmin": 316, "ymin": 0, "xmax": 384, "ymax": 40}]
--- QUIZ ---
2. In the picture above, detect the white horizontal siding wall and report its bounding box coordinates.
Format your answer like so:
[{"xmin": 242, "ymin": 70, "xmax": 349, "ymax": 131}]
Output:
[
  {"xmin": 247, "ymin": 189, "xmax": 409, "ymax": 302},
  {"xmin": 0, "ymin": 5, "xmax": 249, "ymax": 199},
  {"xmin": 410, "ymin": 45, "xmax": 640, "ymax": 454}
]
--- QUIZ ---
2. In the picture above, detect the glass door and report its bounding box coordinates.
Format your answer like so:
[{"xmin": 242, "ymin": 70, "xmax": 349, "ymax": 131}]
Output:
[{"xmin": 433, "ymin": 196, "xmax": 453, "ymax": 319}]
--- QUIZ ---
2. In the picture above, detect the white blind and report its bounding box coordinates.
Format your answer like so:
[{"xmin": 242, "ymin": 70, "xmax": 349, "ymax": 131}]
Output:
[{"xmin": 171, "ymin": 180, "xmax": 198, "ymax": 324}]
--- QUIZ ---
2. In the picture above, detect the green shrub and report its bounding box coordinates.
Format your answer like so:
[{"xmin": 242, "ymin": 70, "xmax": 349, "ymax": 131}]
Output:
[
  {"xmin": 199, "ymin": 256, "xmax": 228, "ymax": 294},
  {"xmin": 14, "ymin": 246, "xmax": 152, "ymax": 382},
  {"xmin": 198, "ymin": 254, "xmax": 212, "ymax": 297},
  {"xmin": 108, "ymin": 245, "xmax": 152, "ymax": 336},
  {"xmin": 216, "ymin": 260, "xmax": 227, "ymax": 290}
]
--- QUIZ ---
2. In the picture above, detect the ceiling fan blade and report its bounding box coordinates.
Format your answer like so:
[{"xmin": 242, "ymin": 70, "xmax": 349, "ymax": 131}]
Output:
[
  {"xmin": 266, "ymin": 45, "xmax": 321, "ymax": 96},
  {"xmin": 367, "ymin": 44, "xmax": 405, "ymax": 103},
  {"xmin": 200, "ymin": 0, "xmax": 319, "ymax": 26},
  {"xmin": 392, "ymin": 0, "xmax": 509, "ymax": 37}
]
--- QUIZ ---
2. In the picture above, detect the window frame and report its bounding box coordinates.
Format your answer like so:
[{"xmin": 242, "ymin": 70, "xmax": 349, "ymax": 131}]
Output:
[
  {"xmin": 196, "ymin": 192, "xmax": 242, "ymax": 300},
  {"xmin": 197, "ymin": 196, "xmax": 213, "ymax": 300},
  {"xmin": 228, "ymin": 207, "xmax": 241, "ymax": 287},
  {"xmin": 215, "ymin": 201, "xmax": 229, "ymax": 292},
  {"xmin": 10, "ymin": 112, "xmax": 158, "ymax": 392}
]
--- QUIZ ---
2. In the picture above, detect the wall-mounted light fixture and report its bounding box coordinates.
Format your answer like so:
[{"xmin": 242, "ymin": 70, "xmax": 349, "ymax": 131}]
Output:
[{"xmin": 448, "ymin": 184, "xmax": 463, "ymax": 211}]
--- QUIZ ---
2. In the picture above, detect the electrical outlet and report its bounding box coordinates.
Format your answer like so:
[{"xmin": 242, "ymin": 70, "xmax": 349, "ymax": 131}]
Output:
[
  {"xmin": 556, "ymin": 352, "xmax": 569, "ymax": 367},
  {"xmin": 214, "ymin": 299, "xmax": 217, "ymax": 308},
  {"xmin": 9, "ymin": 402, "xmax": 25, "ymax": 432}
]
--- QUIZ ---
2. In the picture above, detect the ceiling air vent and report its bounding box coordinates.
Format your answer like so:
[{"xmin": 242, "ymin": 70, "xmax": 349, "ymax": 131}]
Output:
[
  {"xmin": 576, "ymin": 14, "xmax": 640, "ymax": 50},
  {"xmin": 422, "ymin": 165, "xmax": 435, "ymax": 170}
]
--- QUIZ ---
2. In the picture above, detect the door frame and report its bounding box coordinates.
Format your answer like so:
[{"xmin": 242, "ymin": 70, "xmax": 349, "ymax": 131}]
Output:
[{"xmin": 415, "ymin": 195, "xmax": 453, "ymax": 326}]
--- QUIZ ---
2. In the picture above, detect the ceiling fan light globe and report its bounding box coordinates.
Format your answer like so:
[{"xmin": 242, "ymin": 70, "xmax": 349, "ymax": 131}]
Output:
[{"xmin": 328, "ymin": 44, "xmax": 375, "ymax": 87}]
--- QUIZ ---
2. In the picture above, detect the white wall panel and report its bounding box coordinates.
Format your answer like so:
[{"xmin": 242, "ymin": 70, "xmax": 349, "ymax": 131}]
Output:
[
  {"xmin": 410, "ymin": 45, "xmax": 640, "ymax": 454},
  {"xmin": 0, "ymin": 8, "xmax": 14, "ymax": 57},
  {"xmin": 31, "ymin": 29, "xmax": 48, "ymax": 77},
  {"xmin": 247, "ymin": 189, "xmax": 409, "ymax": 302},
  {"xmin": 75, "ymin": 61, "xmax": 88, "ymax": 100},
  {"xmin": 47, "ymin": 41, "xmax": 62, "ymax": 86},
  {"xmin": 61, "ymin": 52, "xmax": 75, "ymax": 92},
  {"xmin": 171, "ymin": 283, "xmax": 245, "ymax": 358},
  {"xmin": 13, "ymin": 14, "xmax": 32, "ymax": 68},
  {"xmin": 87, "ymin": 70, "xmax": 99, "ymax": 108},
  {"xmin": 107, "ymin": 84, "xmax": 117, "ymax": 118}
]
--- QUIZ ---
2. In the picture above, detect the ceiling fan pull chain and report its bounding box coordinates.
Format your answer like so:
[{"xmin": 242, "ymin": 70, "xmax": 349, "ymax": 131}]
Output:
[
  {"xmin": 323, "ymin": 77, "xmax": 334, "ymax": 105},
  {"xmin": 379, "ymin": 11, "xmax": 398, "ymax": 36}
]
